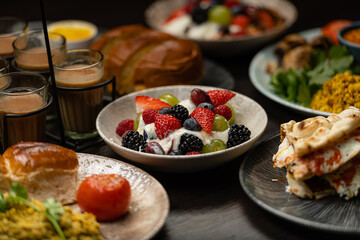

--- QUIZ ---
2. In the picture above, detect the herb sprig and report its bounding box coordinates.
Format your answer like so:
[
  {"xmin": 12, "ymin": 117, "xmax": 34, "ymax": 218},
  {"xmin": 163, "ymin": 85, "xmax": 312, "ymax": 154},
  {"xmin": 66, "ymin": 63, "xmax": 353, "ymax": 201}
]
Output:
[
  {"xmin": 0, "ymin": 182, "xmax": 66, "ymax": 240},
  {"xmin": 270, "ymin": 45, "xmax": 360, "ymax": 106}
]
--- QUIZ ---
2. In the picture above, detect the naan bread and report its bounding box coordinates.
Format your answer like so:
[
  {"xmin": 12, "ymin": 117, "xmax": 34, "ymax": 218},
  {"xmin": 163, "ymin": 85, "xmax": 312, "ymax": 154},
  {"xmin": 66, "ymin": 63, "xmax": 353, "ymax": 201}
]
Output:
[{"xmin": 281, "ymin": 107, "xmax": 360, "ymax": 157}]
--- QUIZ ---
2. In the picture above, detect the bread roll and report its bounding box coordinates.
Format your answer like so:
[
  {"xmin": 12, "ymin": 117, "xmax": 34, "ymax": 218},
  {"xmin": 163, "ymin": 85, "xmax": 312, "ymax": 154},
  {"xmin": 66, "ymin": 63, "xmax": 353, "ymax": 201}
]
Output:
[
  {"xmin": 91, "ymin": 25, "xmax": 204, "ymax": 95},
  {"xmin": 1, "ymin": 142, "xmax": 79, "ymax": 204}
]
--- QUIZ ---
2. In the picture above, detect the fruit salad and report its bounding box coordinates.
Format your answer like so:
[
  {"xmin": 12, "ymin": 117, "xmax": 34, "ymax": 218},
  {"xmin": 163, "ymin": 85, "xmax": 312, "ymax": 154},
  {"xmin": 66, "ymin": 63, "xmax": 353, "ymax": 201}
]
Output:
[
  {"xmin": 116, "ymin": 88, "xmax": 251, "ymax": 155},
  {"xmin": 161, "ymin": 0, "xmax": 285, "ymax": 40}
]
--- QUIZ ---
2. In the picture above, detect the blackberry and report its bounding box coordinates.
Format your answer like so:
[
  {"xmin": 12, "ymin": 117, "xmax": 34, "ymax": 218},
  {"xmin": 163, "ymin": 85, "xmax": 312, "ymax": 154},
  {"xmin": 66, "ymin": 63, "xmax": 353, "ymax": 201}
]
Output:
[
  {"xmin": 122, "ymin": 130, "xmax": 147, "ymax": 152},
  {"xmin": 178, "ymin": 133, "xmax": 204, "ymax": 154},
  {"xmin": 170, "ymin": 104, "xmax": 189, "ymax": 124},
  {"xmin": 227, "ymin": 124, "xmax": 251, "ymax": 148},
  {"xmin": 191, "ymin": 6, "xmax": 208, "ymax": 24}
]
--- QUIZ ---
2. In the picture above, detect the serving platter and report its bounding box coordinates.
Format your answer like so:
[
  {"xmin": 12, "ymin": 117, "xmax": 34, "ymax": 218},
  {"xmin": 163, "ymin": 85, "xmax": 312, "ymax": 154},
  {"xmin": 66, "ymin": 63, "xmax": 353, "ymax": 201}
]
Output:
[
  {"xmin": 249, "ymin": 28, "xmax": 332, "ymax": 117},
  {"xmin": 73, "ymin": 153, "xmax": 169, "ymax": 240},
  {"xmin": 239, "ymin": 134, "xmax": 360, "ymax": 234}
]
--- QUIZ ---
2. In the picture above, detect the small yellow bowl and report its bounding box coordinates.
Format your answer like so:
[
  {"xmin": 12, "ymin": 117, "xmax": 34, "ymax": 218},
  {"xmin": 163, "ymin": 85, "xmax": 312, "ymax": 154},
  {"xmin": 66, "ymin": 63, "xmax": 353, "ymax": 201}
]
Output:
[{"xmin": 48, "ymin": 20, "xmax": 98, "ymax": 50}]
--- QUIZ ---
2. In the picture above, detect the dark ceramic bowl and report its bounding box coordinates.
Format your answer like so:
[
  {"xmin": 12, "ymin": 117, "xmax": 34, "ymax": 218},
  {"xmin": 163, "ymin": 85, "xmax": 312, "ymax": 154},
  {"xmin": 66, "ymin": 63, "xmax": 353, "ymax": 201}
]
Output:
[{"xmin": 338, "ymin": 21, "xmax": 360, "ymax": 63}]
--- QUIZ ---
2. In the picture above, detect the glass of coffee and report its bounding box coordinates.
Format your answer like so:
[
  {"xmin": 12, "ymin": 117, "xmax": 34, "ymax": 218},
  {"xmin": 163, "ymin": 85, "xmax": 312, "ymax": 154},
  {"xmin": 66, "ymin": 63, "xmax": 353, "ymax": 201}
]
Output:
[
  {"xmin": 0, "ymin": 72, "xmax": 49, "ymax": 150},
  {"xmin": 0, "ymin": 17, "xmax": 28, "ymax": 59},
  {"xmin": 13, "ymin": 31, "xmax": 66, "ymax": 73},
  {"xmin": 53, "ymin": 49, "xmax": 104, "ymax": 140}
]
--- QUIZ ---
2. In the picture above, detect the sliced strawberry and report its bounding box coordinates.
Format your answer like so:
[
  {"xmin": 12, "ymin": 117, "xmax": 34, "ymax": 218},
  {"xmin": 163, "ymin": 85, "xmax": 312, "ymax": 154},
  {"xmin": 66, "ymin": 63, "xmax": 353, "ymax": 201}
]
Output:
[
  {"xmin": 135, "ymin": 96, "xmax": 171, "ymax": 114},
  {"xmin": 164, "ymin": 8, "xmax": 186, "ymax": 24},
  {"xmin": 142, "ymin": 108, "xmax": 159, "ymax": 124},
  {"xmin": 190, "ymin": 107, "xmax": 215, "ymax": 133},
  {"xmin": 214, "ymin": 105, "xmax": 232, "ymax": 121},
  {"xmin": 207, "ymin": 90, "xmax": 236, "ymax": 107},
  {"xmin": 154, "ymin": 114, "xmax": 181, "ymax": 139},
  {"xmin": 116, "ymin": 119, "xmax": 134, "ymax": 137},
  {"xmin": 231, "ymin": 15, "xmax": 251, "ymax": 30}
]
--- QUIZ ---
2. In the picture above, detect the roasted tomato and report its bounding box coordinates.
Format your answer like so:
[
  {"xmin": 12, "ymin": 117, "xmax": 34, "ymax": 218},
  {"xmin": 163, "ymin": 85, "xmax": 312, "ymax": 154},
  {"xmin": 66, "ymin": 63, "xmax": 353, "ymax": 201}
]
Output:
[
  {"xmin": 322, "ymin": 19, "xmax": 352, "ymax": 45},
  {"xmin": 77, "ymin": 174, "xmax": 131, "ymax": 221}
]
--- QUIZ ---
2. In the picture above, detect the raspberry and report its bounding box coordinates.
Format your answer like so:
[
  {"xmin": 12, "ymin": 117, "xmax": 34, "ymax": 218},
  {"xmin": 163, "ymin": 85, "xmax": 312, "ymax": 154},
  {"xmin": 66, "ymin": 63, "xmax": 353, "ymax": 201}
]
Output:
[
  {"xmin": 142, "ymin": 108, "xmax": 159, "ymax": 124},
  {"xmin": 214, "ymin": 105, "xmax": 232, "ymax": 121},
  {"xmin": 122, "ymin": 130, "xmax": 147, "ymax": 152},
  {"xmin": 116, "ymin": 119, "xmax": 134, "ymax": 137},
  {"xmin": 227, "ymin": 124, "xmax": 251, "ymax": 148},
  {"xmin": 178, "ymin": 133, "xmax": 204, "ymax": 154},
  {"xmin": 155, "ymin": 114, "xmax": 182, "ymax": 139},
  {"xmin": 186, "ymin": 151, "xmax": 200, "ymax": 155}
]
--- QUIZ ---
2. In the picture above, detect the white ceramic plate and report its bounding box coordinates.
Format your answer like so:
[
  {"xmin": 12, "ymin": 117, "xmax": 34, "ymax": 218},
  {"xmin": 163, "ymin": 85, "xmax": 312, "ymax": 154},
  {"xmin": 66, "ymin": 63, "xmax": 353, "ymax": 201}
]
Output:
[
  {"xmin": 249, "ymin": 28, "xmax": 332, "ymax": 117},
  {"xmin": 96, "ymin": 85, "xmax": 267, "ymax": 173},
  {"xmin": 72, "ymin": 153, "xmax": 169, "ymax": 240},
  {"xmin": 145, "ymin": 0, "xmax": 297, "ymax": 57}
]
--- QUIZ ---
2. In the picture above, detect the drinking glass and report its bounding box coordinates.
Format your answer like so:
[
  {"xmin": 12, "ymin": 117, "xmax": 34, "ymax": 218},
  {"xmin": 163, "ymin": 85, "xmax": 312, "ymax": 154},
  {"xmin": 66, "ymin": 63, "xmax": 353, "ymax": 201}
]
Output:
[
  {"xmin": 0, "ymin": 72, "xmax": 49, "ymax": 150},
  {"xmin": 13, "ymin": 31, "xmax": 66, "ymax": 73},
  {"xmin": 53, "ymin": 49, "xmax": 104, "ymax": 140},
  {"xmin": 0, "ymin": 17, "xmax": 27, "ymax": 58}
]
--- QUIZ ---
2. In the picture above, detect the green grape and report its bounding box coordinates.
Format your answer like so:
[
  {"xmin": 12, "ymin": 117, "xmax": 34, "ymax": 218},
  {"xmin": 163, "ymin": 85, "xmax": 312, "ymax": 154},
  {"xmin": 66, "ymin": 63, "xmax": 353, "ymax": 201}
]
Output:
[
  {"xmin": 159, "ymin": 94, "xmax": 179, "ymax": 106},
  {"xmin": 201, "ymin": 139, "xmax": 227, "ymax": 153},
  {"xmin": 208, "ymin": 5, "xmax": 233, "ymax": 27},
  {"xmin": 134, "ymin": 114, "xmax": 141, "ymax": 131},
  {"xmin": 225, "ymin": 103, "xmax": 235, "ymax": 125},
  {"xmin": 212, "ymin": 114, "xmax": 228, "ymax": 131}
]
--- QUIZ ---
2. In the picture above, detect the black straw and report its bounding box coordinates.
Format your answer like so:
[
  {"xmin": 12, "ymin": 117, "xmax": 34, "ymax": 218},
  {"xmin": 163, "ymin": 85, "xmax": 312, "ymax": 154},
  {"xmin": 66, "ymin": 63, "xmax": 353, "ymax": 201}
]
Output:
[{"xmin": 39, "ymin": 0, "xmax": 66, "ymax": 146}]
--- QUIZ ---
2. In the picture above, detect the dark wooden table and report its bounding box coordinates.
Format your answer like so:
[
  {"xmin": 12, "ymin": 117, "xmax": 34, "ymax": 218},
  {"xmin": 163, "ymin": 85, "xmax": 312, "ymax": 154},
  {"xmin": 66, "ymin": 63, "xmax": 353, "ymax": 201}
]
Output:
[{"xmin": 4, "ymin": 0, "xmax": 360, "ymax": 239}]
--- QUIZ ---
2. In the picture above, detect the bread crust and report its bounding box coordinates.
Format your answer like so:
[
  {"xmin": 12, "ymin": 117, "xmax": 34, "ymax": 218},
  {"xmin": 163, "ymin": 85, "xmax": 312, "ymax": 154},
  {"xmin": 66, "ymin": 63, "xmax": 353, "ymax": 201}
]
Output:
[
  {"xmin": 3, "ymin": 141, "xmax": 78, "ymax": 176},
  {"xmin": 1, "ymin": 142, "xmax": 79, "ymax": 204},
  {"xmin": 91, "ymin": 25, "xmax": 204, "ymax": 95}
]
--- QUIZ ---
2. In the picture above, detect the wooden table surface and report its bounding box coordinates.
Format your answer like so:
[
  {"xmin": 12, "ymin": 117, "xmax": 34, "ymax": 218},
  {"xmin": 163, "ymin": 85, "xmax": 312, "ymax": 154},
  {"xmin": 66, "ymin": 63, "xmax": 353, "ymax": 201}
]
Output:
[{"xmin": 4, "ymin": 0, "xmax": 360, "ymax": 239}]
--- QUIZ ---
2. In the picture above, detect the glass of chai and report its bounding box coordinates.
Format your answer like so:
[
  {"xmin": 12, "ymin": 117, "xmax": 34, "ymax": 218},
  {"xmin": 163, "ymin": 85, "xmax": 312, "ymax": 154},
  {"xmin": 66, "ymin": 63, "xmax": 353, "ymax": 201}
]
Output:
[
  {"xmin": 12, "ymin": 31, "xmax": 66, "ymax": 74},
  {"xmin": 0, "ymin": 17, "xmax": 28, "ymax": 59},
  {"xmin": 0, "ymin": 72, "xmax": 48, "ymax": 150},
  {"xmin": 53, "ymin": 49, "xmax": 104, "ymax": 140}
]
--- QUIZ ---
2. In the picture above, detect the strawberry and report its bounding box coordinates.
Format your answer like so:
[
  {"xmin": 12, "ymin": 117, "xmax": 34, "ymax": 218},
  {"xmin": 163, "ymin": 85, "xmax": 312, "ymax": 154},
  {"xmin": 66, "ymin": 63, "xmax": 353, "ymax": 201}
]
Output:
[
  {"xmin": 186, "ymin": 151, "xmax": 200, "ymax": 155},
  {"xmin": 154, "ymin": 114, "xmax": 181, "ymax": 139},
  {"xmin": 207, "ymin": 90, "xmax": 235, "ymax": 107},
  {"xmin": 116, "ymin": 119, "xmax": 134, "ymax": 137},
  {"xmin": 135, "ymin": 96, "xmax": 171, "ymax": 114},
  {"xmin": 142, "ymin": 108, "xmax": 159, "ymax": 124},
  {"xmin": 190, "ymin": 107, "xmax": 215, "ymax": 133},
  {"xmin": 214, "ymin": 105, "xmax": 232, "ymax": 121}
]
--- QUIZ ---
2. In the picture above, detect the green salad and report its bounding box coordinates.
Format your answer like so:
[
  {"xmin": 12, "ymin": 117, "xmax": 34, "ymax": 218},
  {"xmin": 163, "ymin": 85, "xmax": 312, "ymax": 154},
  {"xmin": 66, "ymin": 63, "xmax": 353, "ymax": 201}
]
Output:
[{"xmin": 270, "ymin": 45, "xmax": 360, "ymax": 107}]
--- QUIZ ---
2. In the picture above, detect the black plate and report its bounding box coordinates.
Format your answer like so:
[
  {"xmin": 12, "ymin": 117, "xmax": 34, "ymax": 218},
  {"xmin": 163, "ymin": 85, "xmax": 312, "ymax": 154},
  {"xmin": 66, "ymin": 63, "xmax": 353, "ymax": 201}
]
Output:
[{"xmin": 239, "ymin": 134, "xmax": 360, "ymax": 235}]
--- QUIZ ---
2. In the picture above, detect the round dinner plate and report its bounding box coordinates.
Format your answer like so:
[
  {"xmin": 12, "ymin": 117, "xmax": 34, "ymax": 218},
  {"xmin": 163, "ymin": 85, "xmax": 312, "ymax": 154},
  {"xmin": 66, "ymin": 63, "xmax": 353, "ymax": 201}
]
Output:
[
  {"xmin": 239, "ymin": 134, "xmax": 360, "ymax": 234},
  {"xmin": 73, "ymin": 153, "xmax": 169, "ymax": 240},
  {"xmin": 249, "ymin": 28, "xmax": 332, "ymax": 117}
]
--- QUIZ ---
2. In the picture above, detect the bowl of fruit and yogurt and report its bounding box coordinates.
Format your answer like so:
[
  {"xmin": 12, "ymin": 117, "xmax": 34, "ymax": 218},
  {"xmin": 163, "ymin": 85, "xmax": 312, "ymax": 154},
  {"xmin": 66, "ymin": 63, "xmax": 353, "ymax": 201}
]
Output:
[
  {"xmin": 96, "ymin": 85, "xmax": 267, "ymax": 173},
  {"xmin": 145, "ymin": 0, "xmax": 297, "ymax": 56}
]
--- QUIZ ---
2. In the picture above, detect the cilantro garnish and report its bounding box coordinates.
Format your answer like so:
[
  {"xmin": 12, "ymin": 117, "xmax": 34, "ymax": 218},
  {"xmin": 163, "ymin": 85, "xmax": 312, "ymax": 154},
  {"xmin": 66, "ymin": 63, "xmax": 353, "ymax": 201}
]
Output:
[{"xmin": 0, "ymin": 183, "xmax": 66, "ymax": 240}]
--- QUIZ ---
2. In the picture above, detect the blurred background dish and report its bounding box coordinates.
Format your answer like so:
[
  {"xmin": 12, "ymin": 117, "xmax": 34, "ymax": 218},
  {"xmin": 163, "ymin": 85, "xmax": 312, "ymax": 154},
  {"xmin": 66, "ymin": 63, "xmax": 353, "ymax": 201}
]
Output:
[
  {"xmin": 48, "ymin": 20, "xmax": 98, "ymax": 49},
  {"xmin": 145, "ymin": 0, "xmax": 297, "ymax": 57},
  {"xmin": 96, "ymin": 85, "xmax": 267, "ymax": 173},
  {"xmin": 339, "ymin": 21, "xmax": 360, "ymax": 63}
]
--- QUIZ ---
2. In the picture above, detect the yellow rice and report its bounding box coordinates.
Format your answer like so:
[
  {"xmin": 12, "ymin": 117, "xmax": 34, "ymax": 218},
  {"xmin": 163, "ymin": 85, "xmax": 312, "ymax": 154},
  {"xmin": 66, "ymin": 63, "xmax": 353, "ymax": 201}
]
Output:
[{"xmin": 310, "ymin": 71, "xmax": 360, "ymax": 113}]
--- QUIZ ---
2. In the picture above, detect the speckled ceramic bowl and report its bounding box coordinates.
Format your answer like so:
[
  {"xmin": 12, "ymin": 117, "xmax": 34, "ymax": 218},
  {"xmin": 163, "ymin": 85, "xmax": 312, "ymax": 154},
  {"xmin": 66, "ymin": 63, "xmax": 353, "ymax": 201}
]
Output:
[
  {"xmin": 145, "ymin": 0, "xmax": 297, "ymax": 57},
  {"xmin": 96, "ymin": 85, "xmax": 267, "ymax": 173},
  {"xmin": 338, "ymin": 21, "xmax": 360, "ymax": 63}
]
